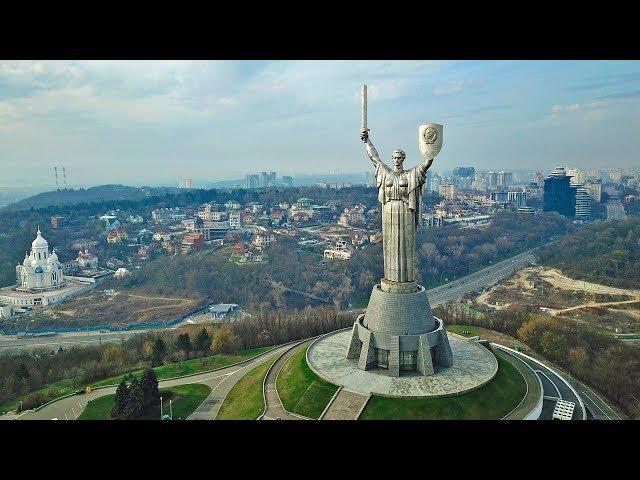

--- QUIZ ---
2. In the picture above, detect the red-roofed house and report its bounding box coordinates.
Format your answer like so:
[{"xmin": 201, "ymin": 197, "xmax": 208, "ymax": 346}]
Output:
[{"xmin": 232, "ymin": 242, "xmax": 248, "ymax": 255}]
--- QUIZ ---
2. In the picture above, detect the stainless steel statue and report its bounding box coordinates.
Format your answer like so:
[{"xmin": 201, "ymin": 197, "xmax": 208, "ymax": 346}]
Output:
[
  {"xmin": 360, "ymin": 84, "xmax": 443, "ymax": 292},
  {"xmin": 345, "ymin": 85, "xmax": 452, "ymax": 377}
]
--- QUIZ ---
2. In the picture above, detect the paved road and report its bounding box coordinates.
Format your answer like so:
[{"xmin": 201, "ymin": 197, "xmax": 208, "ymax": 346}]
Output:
[
  {"xmin": 426, "ymin": 251, "xmax": 536, "ymax": 307},
  {"xmin": 262, "ymin": 340, "xmax": 311, "ymax": 420},
  {"xmin": 6, "ymin": 344, "xmax": 290, "ymax": 421},
  {"xmin": 561, "ymin": 374, "xmax": 621, "ymax": 420},
  {"xmin": 0, "ymin": 330, "xmax": 143, "ymax": 354},
  {"xmin": 496, "ymin": 346, "xmax": 586, "ymax": 420}
]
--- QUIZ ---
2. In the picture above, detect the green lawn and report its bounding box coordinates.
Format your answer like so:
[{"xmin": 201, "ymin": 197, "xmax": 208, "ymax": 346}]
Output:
[
  {"xmin": 350, "ymin": 298, "xmax": 369, "ymax": 309},
  {"xmin": 78, "ymin": 383, "xmax": 212, "ymax": 420},
  {"xmin": 0, "ymin": 378, "xmax": 75, "ymax": 414},
  {"xmin": 90, "ymin": 346, "xmax": 273, "ymax": 388},
  {"xmin": 216, "ymin": 355, "xmax": 277, "ymax": 420},
  {"xmin": 276, "ymin": 346, "xmax": 339, "ymax": 419},
  {"xmin": 0, "ymin": 345, "xmax": 273, "ymax": 415},
  {"xmin": 446, "ymin": 325, "xmax": 479, "ymax": 337},
  {"xmin": 360, "ymin": 356, "xmax": 526, "ymax": 420}
]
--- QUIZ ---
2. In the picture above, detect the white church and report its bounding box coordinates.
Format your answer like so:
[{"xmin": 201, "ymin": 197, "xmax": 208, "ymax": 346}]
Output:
[
  {"xmin": 16, "ymin": 227, "xmax": 65, "ymax": 290},
  {"xmin": 0, "ymin": 228, "xmax": 90, "ymax": 309}
]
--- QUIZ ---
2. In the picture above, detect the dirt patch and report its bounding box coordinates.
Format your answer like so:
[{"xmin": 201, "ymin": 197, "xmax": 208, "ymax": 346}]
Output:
[
  {"xmin": 4, "ymin": 289, "xmax": 204, "ymax": 329},
  {"xmin": 477, "ymin": 266, "xmax": 640, "ymax": 335},
  {"xmin": 537, "ymin": 268, "xmax": 640, "ymax": 297}
]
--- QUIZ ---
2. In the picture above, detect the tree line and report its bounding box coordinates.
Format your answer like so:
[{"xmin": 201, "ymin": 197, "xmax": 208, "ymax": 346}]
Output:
[{"xmin": 0, "ymin": 306, "xmax": 353, "ymax": 412}]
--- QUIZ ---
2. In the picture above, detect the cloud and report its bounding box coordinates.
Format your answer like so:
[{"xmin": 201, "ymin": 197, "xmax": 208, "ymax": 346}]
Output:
[
  {"xmin": 1, "ymin": 60, "xmax": 639, "ymax": 187},
  {"xmin": 550, "ymin": 100, "xmax": 607, "ymax": 114}
]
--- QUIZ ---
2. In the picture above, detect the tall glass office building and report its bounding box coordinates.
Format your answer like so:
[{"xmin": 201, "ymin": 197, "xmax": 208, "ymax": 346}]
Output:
[
  {"xmin": 575, "ymin": 186, "xmax": 592, "ymax": 221},
  {"xmin": 543, "ymin": 167, "xmax": 577, "ymax": 218}
]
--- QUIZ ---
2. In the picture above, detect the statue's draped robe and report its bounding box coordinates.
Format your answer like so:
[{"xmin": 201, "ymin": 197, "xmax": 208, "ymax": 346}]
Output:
[{"xmin": 375, "ymin": 161, "xmax": 427, "ymax": 283}]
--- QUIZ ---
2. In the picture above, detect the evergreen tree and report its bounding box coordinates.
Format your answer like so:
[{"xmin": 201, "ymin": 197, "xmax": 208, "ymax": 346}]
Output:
[
  {"xmin": 151, "ymin": 338, "xmax": 167, "ymax": 367},
  {"xmin": 112, "ymin": 379, "xmax": 129, "ymax": 419},
  {"xmin": 140, "ymin": 368, "xmax": 160, "ymax": 409},
  {"xmin": 176, "ymin": 333, "xmax": 192, "ymax": 353},
  {"xmin": 124, "ymin": 377, "xmax": 145, "ymax": 419},
  {"xmin": 195, "ymin": 328, "xmax": 211, "ymax": 353}
]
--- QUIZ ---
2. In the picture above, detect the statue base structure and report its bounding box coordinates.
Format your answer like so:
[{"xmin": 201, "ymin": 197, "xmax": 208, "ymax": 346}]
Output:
[{"xmin": 346, "ymin": 282, "xmax": 453, "ymax": 377}]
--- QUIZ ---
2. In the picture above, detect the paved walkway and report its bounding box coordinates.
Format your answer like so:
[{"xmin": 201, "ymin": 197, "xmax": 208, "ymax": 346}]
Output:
[
  {"xmin": 262, "ymin": 340, "xmax": 311, "ymax": 420},
  {"xmin": 321, "ymin": 389, "xmax": 369, "ymax": 420},
  {"xmin": 195, "ymin": 346, "xmax": 288, "ymax": 420},
  {"xmin": 8, "ymin": 345, "xmax": 291, "ymax": 421}
]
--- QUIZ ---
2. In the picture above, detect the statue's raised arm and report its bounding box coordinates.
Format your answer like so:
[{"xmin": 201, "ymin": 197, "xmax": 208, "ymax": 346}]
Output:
[{"xmin": 360, "ymin": 130, "xmax": 389, "ymax": 170}]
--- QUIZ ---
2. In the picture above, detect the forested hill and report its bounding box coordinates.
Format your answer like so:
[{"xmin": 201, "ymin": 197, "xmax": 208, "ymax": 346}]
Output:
[
  {"xmin": 539, "ymin": 218, "xmax": 640, "ymax": 289},
  {"xmin": 0, "ymin": 185, "xmax": 181, "ymax": 213},
  {"xmin": 118, "ymin": 211, "xmax": 573, "ymax": 310}
]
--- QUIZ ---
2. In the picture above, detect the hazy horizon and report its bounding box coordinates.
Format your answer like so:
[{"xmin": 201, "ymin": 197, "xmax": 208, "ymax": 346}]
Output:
[{"xmin": 1, "ymin": 60, "xmax": 639, "ymax": 190}]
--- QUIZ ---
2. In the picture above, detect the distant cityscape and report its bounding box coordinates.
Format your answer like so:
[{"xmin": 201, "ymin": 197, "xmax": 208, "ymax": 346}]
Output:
[{"xmin": 421, "ymin": 165, "xmax": 638, "ymax": 226}]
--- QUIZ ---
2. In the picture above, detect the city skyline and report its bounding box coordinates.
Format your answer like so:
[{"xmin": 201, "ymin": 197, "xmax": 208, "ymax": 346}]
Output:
[{"xmin": 1, "ymin": 60, "xmax": 639, "ymax": 189}]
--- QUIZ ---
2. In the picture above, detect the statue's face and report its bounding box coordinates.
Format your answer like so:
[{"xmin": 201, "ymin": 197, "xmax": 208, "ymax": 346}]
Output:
[{"xmin": 392, "ymin": 153, "xmax": 405, "ymax": 168}]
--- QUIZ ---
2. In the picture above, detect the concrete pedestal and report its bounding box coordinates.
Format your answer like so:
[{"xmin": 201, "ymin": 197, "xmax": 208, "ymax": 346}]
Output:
[{"xmin": 345, "ymin": 283, "xmax": 453, "ymax": 377}]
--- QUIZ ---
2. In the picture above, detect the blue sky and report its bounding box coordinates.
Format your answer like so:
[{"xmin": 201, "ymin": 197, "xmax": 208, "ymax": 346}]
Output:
[{"xmin": 0, "ymin": 60, "xmax": 638, "ymax": 188}]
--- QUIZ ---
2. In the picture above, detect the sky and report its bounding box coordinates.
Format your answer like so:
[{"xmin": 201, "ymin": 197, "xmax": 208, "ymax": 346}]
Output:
[{"xmin": 0, "ymin": 60, "xmax": 639, "ymax": 189}]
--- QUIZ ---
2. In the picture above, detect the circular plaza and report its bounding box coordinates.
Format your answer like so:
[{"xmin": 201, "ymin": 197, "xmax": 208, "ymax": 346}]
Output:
[{"xmin": 307, "ymin": 329, "xmax": 498, "ymax": 397}]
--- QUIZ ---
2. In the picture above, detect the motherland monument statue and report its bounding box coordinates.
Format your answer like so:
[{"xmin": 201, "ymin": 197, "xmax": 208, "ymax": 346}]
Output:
[{"xmin": 345, "ymin": 84, "xmax": 453, "ymax": 376}]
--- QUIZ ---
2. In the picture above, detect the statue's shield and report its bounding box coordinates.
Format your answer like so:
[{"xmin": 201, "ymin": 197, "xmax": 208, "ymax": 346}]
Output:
[{"xmin": 418, "ymin": 123, "xmax": 443, "ymax": 160}]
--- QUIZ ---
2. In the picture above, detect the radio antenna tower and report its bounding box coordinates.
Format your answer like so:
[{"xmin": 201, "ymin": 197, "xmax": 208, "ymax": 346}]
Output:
[
  {"xmin": 62, "ymin": 167, "xmax": 68, "ymax": 189},
  {"xmin": 54, "ymin": 166, "xmax": 59, "ymax": 190}
]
